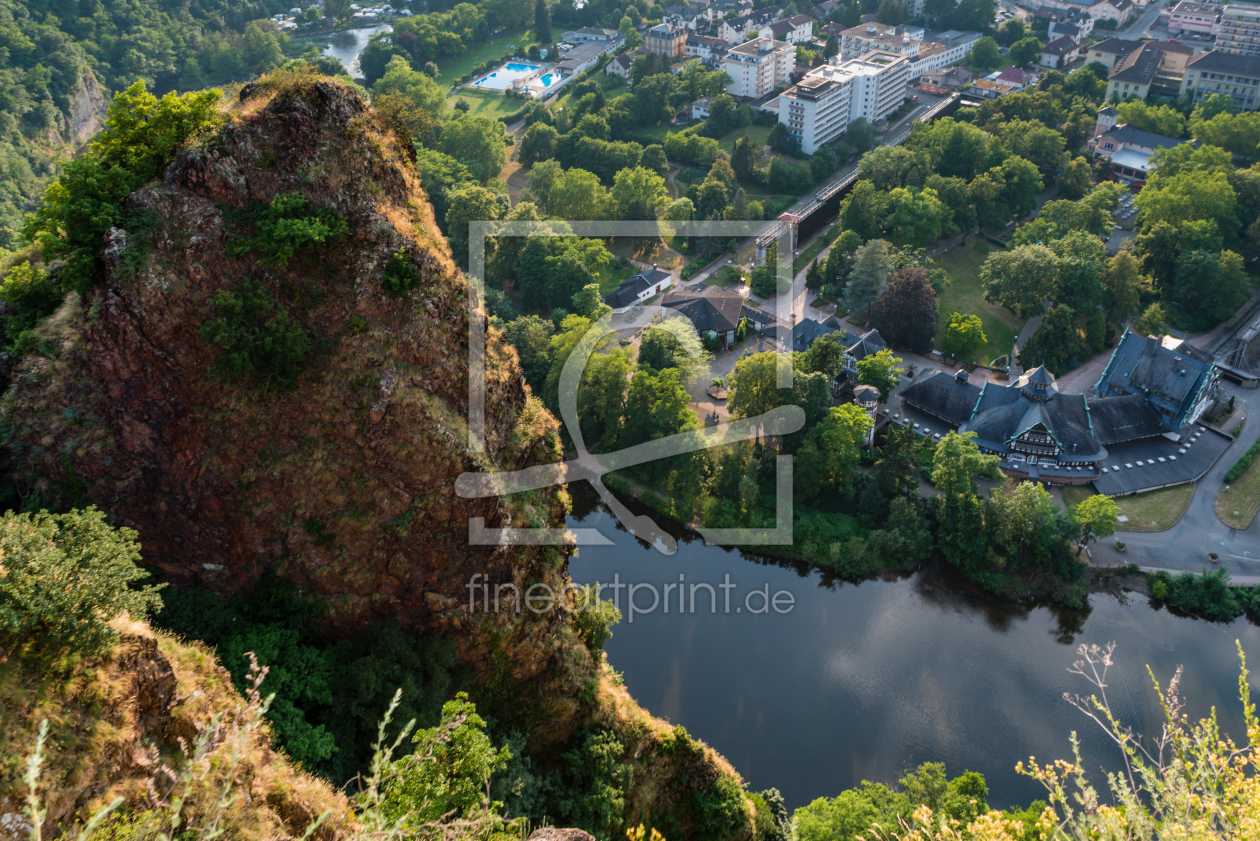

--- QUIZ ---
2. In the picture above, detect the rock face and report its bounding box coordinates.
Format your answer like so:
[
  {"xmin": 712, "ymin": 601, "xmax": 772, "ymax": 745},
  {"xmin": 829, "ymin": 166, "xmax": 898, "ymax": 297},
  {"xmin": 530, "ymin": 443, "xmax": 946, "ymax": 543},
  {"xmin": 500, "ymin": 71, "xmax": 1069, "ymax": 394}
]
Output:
[
  {"xmin": 4, "ymin": 78, "xmax": 566, "ymax": 657},
  {"xmin": 67, "ymin": 67, "xmax": 107, "ymax": 145}
]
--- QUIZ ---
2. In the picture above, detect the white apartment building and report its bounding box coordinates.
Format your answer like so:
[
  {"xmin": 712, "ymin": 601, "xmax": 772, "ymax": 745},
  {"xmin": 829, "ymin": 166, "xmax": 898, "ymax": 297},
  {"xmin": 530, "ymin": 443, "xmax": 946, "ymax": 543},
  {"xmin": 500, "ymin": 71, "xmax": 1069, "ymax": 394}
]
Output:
[
  {"xmin": 906, "ymin": 29, "xmax": 981, "ymax": 77},
  {"xmin": 724, "ymin": 37, "xmax": 796, "ymax": 99},
  {"xmin": 839, "ymin": 22, "xmax": 925, "ymax": 60},
  {"xmin": 846, "ymin": 50, "xmax": 911, "ymax": 122},
  {"xmin": 1165, "ymin": 0, "xmax": 1221, "ymax": 35},
  {"xmin": 777, "ymin": 50, "xmax": 910, "ymax": 152},
  {"xmin": 779, "ymin": 65, "xmax": 855, "ymax": 153},
  {"xmin": 1217, "ymin": 2, "xmax": 1260, "ymax": 57}
]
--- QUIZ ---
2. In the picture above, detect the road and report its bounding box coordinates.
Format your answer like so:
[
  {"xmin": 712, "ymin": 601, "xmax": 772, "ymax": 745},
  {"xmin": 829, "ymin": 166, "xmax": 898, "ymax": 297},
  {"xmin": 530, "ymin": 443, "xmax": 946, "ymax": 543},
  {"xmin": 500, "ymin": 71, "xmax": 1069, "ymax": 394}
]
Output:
[{"xmin": 1120, "ymin": 0, "xmax": 1169, "ymax": 40}]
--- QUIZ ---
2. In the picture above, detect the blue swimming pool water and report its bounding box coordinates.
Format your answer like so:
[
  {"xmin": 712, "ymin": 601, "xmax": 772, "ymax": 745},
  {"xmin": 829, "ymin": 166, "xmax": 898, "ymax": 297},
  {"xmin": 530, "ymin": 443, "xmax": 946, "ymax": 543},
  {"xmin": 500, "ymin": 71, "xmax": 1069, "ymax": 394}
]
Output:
[
  {"xmin": 505, "ymin": 62, "xmax": 539, "ymax": 72},
  {"xmin": 539, "ymin": 73, "xmax": 555, "ymax": 86},
  {"xmin": 473, "ymin": 61, "xmax": 542, "ymax": 90}
]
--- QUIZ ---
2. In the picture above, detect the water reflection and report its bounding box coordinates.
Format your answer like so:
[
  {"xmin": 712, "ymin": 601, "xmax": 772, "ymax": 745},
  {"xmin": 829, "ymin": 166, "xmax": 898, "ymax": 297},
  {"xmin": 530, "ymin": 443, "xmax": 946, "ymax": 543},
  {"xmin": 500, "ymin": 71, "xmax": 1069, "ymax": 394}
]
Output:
[
  {"xmin": 313, "ymin": 24, "xmax": 392, "ymax": 75},
  {"xmin": 565, "ymin": 482, "xmax": 1260, "ymax": 811}
]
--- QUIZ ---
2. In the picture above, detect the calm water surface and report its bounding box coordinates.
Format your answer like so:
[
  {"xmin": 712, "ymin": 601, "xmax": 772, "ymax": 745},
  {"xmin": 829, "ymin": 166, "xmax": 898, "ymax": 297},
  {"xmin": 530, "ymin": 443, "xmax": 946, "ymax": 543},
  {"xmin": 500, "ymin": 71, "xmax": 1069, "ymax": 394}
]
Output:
[
  {"xmin": 565, "ymin": 487, "xmax": 1260, "ymax": 811},
  {"xmin": 319, "ymin": 25, "xmax": 392, "ymax": 74}
]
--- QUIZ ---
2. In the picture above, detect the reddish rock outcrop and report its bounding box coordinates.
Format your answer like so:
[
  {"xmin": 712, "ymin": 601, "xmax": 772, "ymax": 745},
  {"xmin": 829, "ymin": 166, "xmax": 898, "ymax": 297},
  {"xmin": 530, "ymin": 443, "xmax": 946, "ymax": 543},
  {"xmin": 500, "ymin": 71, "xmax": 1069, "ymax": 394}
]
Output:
[{"xmin": 3, "ymin": 77, "xmax": 565, "ymax": 664}]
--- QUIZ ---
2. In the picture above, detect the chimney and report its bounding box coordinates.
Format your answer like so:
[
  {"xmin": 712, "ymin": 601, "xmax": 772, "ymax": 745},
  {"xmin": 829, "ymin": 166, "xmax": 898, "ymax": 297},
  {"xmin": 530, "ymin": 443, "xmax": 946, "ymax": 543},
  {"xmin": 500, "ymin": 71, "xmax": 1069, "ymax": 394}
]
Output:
[{"xmin": 955, "ymin": 368, "xmax": 968, "ymax": 384}]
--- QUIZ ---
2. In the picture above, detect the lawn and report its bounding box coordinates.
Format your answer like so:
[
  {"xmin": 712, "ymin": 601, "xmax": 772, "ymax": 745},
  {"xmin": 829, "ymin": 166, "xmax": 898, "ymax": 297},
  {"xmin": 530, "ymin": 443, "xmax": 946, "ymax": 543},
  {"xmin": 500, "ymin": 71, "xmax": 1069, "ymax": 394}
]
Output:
[
  {"xmin": 718, "ymin": 125, "xmax": 772, "ymax": 153},
  {"xmin": 449, "ymin": 87, "xmax": 528, "ymax": 120},
  {"xmin": 437, "ymin": 25, "xmax": 566, "ymax": 92},
  {"xmin": 1060, "ymin": 484, "xmax": 1195, "ymax": 531},
  {"xmin": 626, "ymin": 121, "xmax": 701, "ymax": 145},
  {"xmin": 933, "ymin": 243, "xmax": 1023, "ymax": 365},
  {"xmin": 793, "ymin": 228, "xmax": 834, "ymax": 275},
  {"xmin": 596, "ymin": 261, "xmax": 637, "ymax": 295},
  {"xmin": 1217, "ymin": 456, "xmax": 1260, "ymax": 529}
]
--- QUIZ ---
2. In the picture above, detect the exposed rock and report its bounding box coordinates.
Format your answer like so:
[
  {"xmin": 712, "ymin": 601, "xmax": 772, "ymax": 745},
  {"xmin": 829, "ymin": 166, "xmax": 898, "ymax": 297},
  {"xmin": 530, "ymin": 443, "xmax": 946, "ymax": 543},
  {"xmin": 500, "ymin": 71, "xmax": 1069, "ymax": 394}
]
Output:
[
  {"xmin": 2, "ymin": 78, "xmax": 566, "ymax": 668},
  {"xmin": 528, "ymin": 828, "xmax": 598, "ymax": 841},
  {"xmin": 67, "ymin": 67, "xmax": 108, "ymax": 146}
]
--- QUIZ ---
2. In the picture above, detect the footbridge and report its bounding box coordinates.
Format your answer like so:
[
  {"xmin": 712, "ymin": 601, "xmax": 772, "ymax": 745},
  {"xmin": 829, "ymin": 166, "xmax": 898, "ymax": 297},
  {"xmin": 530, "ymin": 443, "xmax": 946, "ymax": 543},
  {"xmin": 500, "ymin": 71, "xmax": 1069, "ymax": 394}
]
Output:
[{"xmin": 754, "ymin": 93, "xmax": 971, "ymax": 263}]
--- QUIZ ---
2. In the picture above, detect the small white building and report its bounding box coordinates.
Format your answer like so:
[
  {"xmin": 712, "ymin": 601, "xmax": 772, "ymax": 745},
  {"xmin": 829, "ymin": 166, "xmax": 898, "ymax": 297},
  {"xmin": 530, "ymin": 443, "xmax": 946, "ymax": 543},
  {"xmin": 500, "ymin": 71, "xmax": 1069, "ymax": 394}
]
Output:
[
  {"xmin": 604, "ymin": 268, "xmax": 674, "ymax": 313},
  {"xmin": 692, "ymin": 96, "xmax": 714, "ymax": 118}
]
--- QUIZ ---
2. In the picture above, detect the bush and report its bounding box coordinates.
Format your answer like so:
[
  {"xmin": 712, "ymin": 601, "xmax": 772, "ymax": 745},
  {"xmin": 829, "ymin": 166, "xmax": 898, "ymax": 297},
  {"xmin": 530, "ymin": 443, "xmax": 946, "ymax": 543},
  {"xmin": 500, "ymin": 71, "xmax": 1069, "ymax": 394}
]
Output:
[
  {"xmin": 1148, "ymin": 568, "xmax": 1243, "ymax": 622},
  {"xmin": 200, "ymin": 277, "xmax": 312, "ymax": 387},
  {"xmin": 572, "ymin": 583, "xmax": 622, "ymax": 653},
  {"xmin": 228, "ymin": 192, "xmax": 349, "ymax": 265},
  {"xmin": 382, "ymin": 249, "xmax": 422, "ymax": 294},
  {"xmin": 1224, "ymin": 437, "xmax": 1260, "ymax": 482},
  {"xmin": 0, "ymin": 261, "xmax": 64, "ymax": 349},
  {"xmin": 0, "ymin": 507, "xmax": 164, "ymax": 656}
]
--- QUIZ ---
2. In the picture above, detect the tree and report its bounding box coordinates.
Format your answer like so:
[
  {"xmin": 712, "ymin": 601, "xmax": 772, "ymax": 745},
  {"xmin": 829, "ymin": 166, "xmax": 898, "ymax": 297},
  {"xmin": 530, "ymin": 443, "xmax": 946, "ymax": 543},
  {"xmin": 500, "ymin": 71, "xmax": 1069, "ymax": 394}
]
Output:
[
  {"xmin": 941, "ymin": 311, "xmax": 986, "ymax": 361},
  {"xmin": 1116, "ymin": 100, "xmax": 1186, "ymax": 139},
  {"xmin": 0, "ymin": 507, "xmax": 164, "ymax": 657},
  {"xmin": 768, "ymin": 122, "xmax": 799, "ymax": 155},
  {"xmin": 517, "ymin": 122, "xmax": 560, "ymax": 165},
  {"xmin": 840, "ymin": 180, "xmax": 885, "ymax": 243},
  {"xmin": 980, "ymin": 244, "xmax": 1058, "ymax": 318},
  {"xmin": 639, "ymin": 327, "xmax": 687, "ymax": 372},
  {"xmin": 931, "ymin": 431, "xmax": 999, "ymax": 498},
  {"xmin": 373, "ymin": 56, "xmax": 448, "ymax": 124},
  {"xmin": 549, "ymin": 167, "xmax": 611, "ymax": 220},
  {"xmin": 1072, "ymin": 494, "xmax": 1118, "ymax": 557},
  {"xmin": 1008, "ymin": 36, "xmax": 1042, "ymax": 68},
  {"xmin": 810, "ymin": 144, "xmax": 838, "ymax": 183},
  {"xmin": 846, "ymin": 118, "xmax": 879, "ymax": 154},
  {"xmin": 882, "ymin": 187, "xmax": 950, "ymax": 246},
  {"xmin": 382, "ymin": 693, "xmax": 512, "ymax": 827},
  {"xmin": 243, "ymin": 23, "xmax": 285, "ymax": 71},
  {"xmin": 868, "ymin": 267, "xmax": 938, "ymax": 354},
  {"xmin": 1170, "ymin": 249, "xmax": 1250, "ymax": 328},
  {"xmin": 445, "ymin": 185, "xmax": 507, "ymax": 267},
  {"xmin": 1134, "ymin": 302, "xmax": 1167, "ymax": 337},
  {"xmin": 612, "ymin": 166, "xmax": 669, "ymax": 220},
  {"xmin": 816, "ymin": 404, "xmax": 874, "ymax": 490},
  {"xmin": 876, "ymin": 0, "xmax": 906, "ymax": 24},
  {"xmin": 996, "ymin": 17, "xmax": 1025, "ymax": 45},
  {"xmin": 856, "ymin": 348, "xmax": 903, "ymax": 402},
  {"xmin": 526, "ymin": 158, "xmax": 563, "ymax": 212},
  {"xmin": 841, "ymin": 2, "xmax": 862, "ymax": 25},
  {"xmin": 999, "ymin": 155, "xmax": 1043, "ymax": 215},
  {"xmin": 824, "ymin": 32, "xmax": 840, "ymax": 57},
  {"xmin": 535, "ymin": 0, "xmax": 552, "ymax": 41},
  {"xmin": 731, "ymin": 135, "xmax": 764, "ymax": 182},
  {"xmin": 729, "ymin": 351, "xmax": 792, "ymax": 423},
  {"xmin": 1057, "ymin": 156, "xmax": 1092, "ymax": 200},
  {"xmin": 572, "ymin": 583, "xmax": 622, "ymax": 652},
  {"xmin": 1049, "ymin": 229, "xmax": 1106, "ymax": 313},
  {"xmin": 571, "ymin": 283, "xmax": 609, "ymax": 319},
  {"xmin": 845, "ymin": 238, "xmax": 893, "ymax": 314},
  {"xmin": 440, "ymin": 116, "xmax": 508, "ymax": 184},
  {"xmin": 640, "ymin": 144, "xmax": 669, "ymax": 177},
  {"xmin": 504, "ymin": 315, "xmax": 554, "ymax": 393},
  {"xmin": 1017, "ymin": 304, "xmax": 1083, "ymax": 373},
  {"xmin": 968, "ymin": 36, "xmax": 1001, "ymax": 71}
]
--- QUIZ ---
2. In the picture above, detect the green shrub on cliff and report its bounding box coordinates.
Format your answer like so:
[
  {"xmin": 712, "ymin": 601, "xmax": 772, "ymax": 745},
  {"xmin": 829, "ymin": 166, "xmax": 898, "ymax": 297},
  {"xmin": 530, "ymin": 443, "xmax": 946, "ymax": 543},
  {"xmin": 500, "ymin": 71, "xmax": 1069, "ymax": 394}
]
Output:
[
  {"xmin": 0, "ymin": 507, "xmax": 164, "ymax": 656},
  {"xmin": 199, "ymin": 276, "xmax": 312, "ymax": 388},
  {"xmin": 21, "ymin": 83, "xmax": 223, "ymax": 294},
  {"xmin": 227, "ymin": 192, "xmax": 349, "ymax": 266},
  {"xmin": 0, "ymin": 261, "xmax": 62, "ymax": 351},
  {"xmin": 573, "ymin": 583, "xmax": 622, "ymax": 654}
]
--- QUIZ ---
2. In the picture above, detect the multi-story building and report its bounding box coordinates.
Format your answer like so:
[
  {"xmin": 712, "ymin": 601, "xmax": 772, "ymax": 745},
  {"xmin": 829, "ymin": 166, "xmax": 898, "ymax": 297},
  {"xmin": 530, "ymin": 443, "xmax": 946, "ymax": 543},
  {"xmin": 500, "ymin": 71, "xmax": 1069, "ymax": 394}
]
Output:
[
  {"xmin": 776, "ymin": 49, "xmax": 909, "ymax": 151},
  {"xmin": 906, "ymin": 29, "xmax": 981, "ymax": 76},
  {"xmin": 719, "ymin": 6, "xmax": 785, "ymax": 43},
  {"xmin": 779, "ymin": 64, "xmax": 855, "ymax": 153},
  {"xmin": 646, "ymin": 23, "xmax": 688, "ymax": 57},
  {"xmin": 838, "ymin": 22, "xmax": 925, "ymax": 60},
  {"xmin": 1165, "ymin": 0, "xmax": 1221, "ymax": 35},
  {"xmin": 1049, "ymin": 8, "xmax": 1095, "ymax": 40},
  {"xmin": 1217, "ymin": 2, "xmax": 1260, "ymax": 57},
  {"xmin": 685, "ymin": 33, "xmax": 730, "ymax": 63},
  {"xmin": 766, "ymin": 14, "xmax": 816, "ymax": 44},
  {"xmin": 1179, "ymin": 49, "xmax": 1260, "ymax": 109},
  {"xmin": 1039, "ymin": 35, "xmax": 1082, "ymax": 66},
  {"xmin": 662, "ymin": 2, "xmax": 710, "ymax": 30},
  {"xmin": 724, "ymin": 36, "xmax": 796, "ymax": 98}
]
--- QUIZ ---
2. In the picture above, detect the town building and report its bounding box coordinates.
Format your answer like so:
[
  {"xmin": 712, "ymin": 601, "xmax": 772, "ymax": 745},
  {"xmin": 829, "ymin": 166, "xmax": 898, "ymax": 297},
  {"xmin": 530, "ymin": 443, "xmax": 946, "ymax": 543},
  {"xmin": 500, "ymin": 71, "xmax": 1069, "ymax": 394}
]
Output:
[
  {"xmin": 918, "ymin": 66, "xmax": 976, "ymax": 94},
  {"xmin": 711, "ymin": 0, "xmax": 754, "ymax": 19},
  {"xmin": 971, "ymin": 78, "xmax": 1019, "ymax": 98},
  {"xmin": 1165, "ymin": 0, "xmax": 1221, "ymax": 36},
  {"xmin": 1084, "ymin": 36, "xmax": 1144, "ymax": 69},
  {"xmin": 897, "ymin": 353, "xmax": 1228, "ymax": 493},
  {"xmin": 563, "ymin": 27, "xmax": 620, "ymax": 44},
  {"xmin": 1217, "ymin": 2, "xmax": 1260, "ymax": 56},
  {"xmin": 604, "ymin": 267, "xmax": 674, "ymax": 313},
  {"xmin": 685, "ymin": 33, "xmax": 730, "ymax": 63},
  {"xmin": 661, "ymin": 285, "xmax": 745, "ymax": 346},
  {"xmin": 725, "ymin": 36, "xmax": 796, "ymax": 98},
  {"xmin": 719, "ymin": 6, "xmax": 785, "ymax": 43},
  {"xmin": 776, "ymin": 48, "xmax": 909, "ymax": 150},
  {"xmin": 692, "ymin": 95, "xmax": 714, "ymax": 118},
  {"xmin": 906, "ymin": 29, "xmax": 981, "ymax": 77},
  {"xmin": 606, "ymin": 46, "xmax": 650, "ymax": 78},
  {"xmin": 663, "ymin": 2, "xmax": 711, "ymax": 30},
  {"xmin": 1049, "ymin": 8, "xmax": 1095, "ymax": 40},
  {"xmin": 1179, "ymin": 49, "xmax": 1260, "ymax": 110},
  {"xmin": 766, "ymin": 13, "xmax": 816, "ymax": 44},
  {"xmin": 556, "ymin": 42, "xmax": 609, "ymax": 76},
  {"xmin": 647, "ymin": 23, "xmax": 688, "ymax": 57},
  {"xmin": 1091, "ymin": 116, "xmax": 1193, "ymax": 183},
  {"xmin": 838, "ymin": 22, "xmax": 925, "ymax": 60},
  {"xmin": 1039, "ymin": 35, "xmax": 1082, "ymax": 67},
  {"xmin": 789, "ymin": 318, "xmax": 887, "ymax": 397},
  {"xmin": 845, "ymin": 50, "xmax": 911, "ymax": 121},
  {"xmin": 996, "ymin": 65, "xmax": 1039, "ymax": 89}
]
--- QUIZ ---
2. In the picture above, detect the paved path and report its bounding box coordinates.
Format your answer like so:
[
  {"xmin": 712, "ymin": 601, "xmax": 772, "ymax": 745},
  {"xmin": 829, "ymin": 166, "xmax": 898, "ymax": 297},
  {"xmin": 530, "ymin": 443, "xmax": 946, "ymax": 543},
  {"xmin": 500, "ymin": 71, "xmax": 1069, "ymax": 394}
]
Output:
[
  {"xmin": 1120, "ymin": 0, "xmax": 1169, "ymax": 40},
  {"xmin": 1089, "ymin": 380, "xmax": 1260, "ymax": 580}
]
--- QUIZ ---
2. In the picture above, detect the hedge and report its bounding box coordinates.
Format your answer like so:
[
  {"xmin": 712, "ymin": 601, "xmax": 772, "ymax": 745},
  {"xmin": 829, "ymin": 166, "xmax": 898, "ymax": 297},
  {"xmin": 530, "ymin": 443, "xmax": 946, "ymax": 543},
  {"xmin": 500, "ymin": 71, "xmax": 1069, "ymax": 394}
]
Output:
[{"xmin": 1224, "ymin": 437, "xmax": 1260, "ymax": 483}]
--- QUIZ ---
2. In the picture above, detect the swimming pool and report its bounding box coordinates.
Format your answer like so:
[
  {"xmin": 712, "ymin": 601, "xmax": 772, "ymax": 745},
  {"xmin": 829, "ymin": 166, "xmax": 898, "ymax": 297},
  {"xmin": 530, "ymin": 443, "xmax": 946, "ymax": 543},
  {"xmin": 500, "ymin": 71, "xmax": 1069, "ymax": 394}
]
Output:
[{"xmin": 472, "ymin": 62, "xmax": 541, "ymax": 90}]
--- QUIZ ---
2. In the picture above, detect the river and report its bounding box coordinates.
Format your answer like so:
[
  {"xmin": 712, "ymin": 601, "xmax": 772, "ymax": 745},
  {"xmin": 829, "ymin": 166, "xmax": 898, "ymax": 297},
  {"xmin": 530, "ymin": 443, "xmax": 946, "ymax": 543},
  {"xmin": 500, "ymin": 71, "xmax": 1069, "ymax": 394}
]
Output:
[
  {"xmin": 316, "ymin": 24, "xmax": 392, "ymax": 76},
  {"xmin": 565, "ymin": 485, "xmax": 1260, "ymax": 812}
]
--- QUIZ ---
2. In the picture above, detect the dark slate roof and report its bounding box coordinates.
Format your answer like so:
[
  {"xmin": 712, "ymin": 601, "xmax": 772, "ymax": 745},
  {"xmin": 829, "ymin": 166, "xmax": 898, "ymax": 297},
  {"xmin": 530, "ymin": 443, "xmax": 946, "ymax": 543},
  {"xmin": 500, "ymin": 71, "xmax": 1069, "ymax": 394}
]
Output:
[
  {"xmin": 1096, "ymin": 122, "xmax": 1185, "ymax": 152},
  {"xmin": 1185, "ymin": 51, "xmax": 1260, "ymax": 80},
  {"xmin": 662, "ymin": 285, "xmax": 744, "ymax": 333},
  {"xmin": 899, "ymin": 369, "xmax": 982, "ymax": 427},
  {"xmin": 960, "ymin": 388, "xmax": 1102, "ymax": 459},
  {"xmin": 1042, "ymin": 36, "xmax": 1079, "ymax": 55},
  {"xmin": 792, "ymin": 317, "xmax": 838, "ymax": 350},
  {"xmin": 1091, "ymin": 37, "xmax": 1142, "ymax": 57},
  {"xmin": 1094, "ymin": 329, "xmax": 1216, "ymax": 431},
  {"xmin": 604, "ymin": 267, "xmax": 670, "ymax": 308},
  {"xmin": 1088, "ymin": 393, "xmax": 1164, "ymax": 445},
  {"xmin": 1109, "ymin": 42, "xmax": 1162, "ymax": 85}
]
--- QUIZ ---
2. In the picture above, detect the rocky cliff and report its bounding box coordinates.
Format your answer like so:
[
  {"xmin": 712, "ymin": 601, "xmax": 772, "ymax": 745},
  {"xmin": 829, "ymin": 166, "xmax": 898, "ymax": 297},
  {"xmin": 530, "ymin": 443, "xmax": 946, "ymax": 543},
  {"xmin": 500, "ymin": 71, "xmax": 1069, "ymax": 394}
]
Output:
[{"xmin": 3, "ymin": 74, "xmax": 563, "ymax": 659}]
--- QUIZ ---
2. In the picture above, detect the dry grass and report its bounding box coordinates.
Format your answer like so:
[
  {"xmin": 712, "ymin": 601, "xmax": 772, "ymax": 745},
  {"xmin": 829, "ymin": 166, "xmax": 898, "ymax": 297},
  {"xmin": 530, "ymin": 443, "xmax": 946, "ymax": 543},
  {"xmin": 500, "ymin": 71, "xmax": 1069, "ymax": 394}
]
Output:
[
  {"xmin": 1059, "ymin": 483, "xmax": 1195, "ymax": 531},
  {"xmin": 1217, "ymin": 457, "xmax": 1260, "ymax": 529}
]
